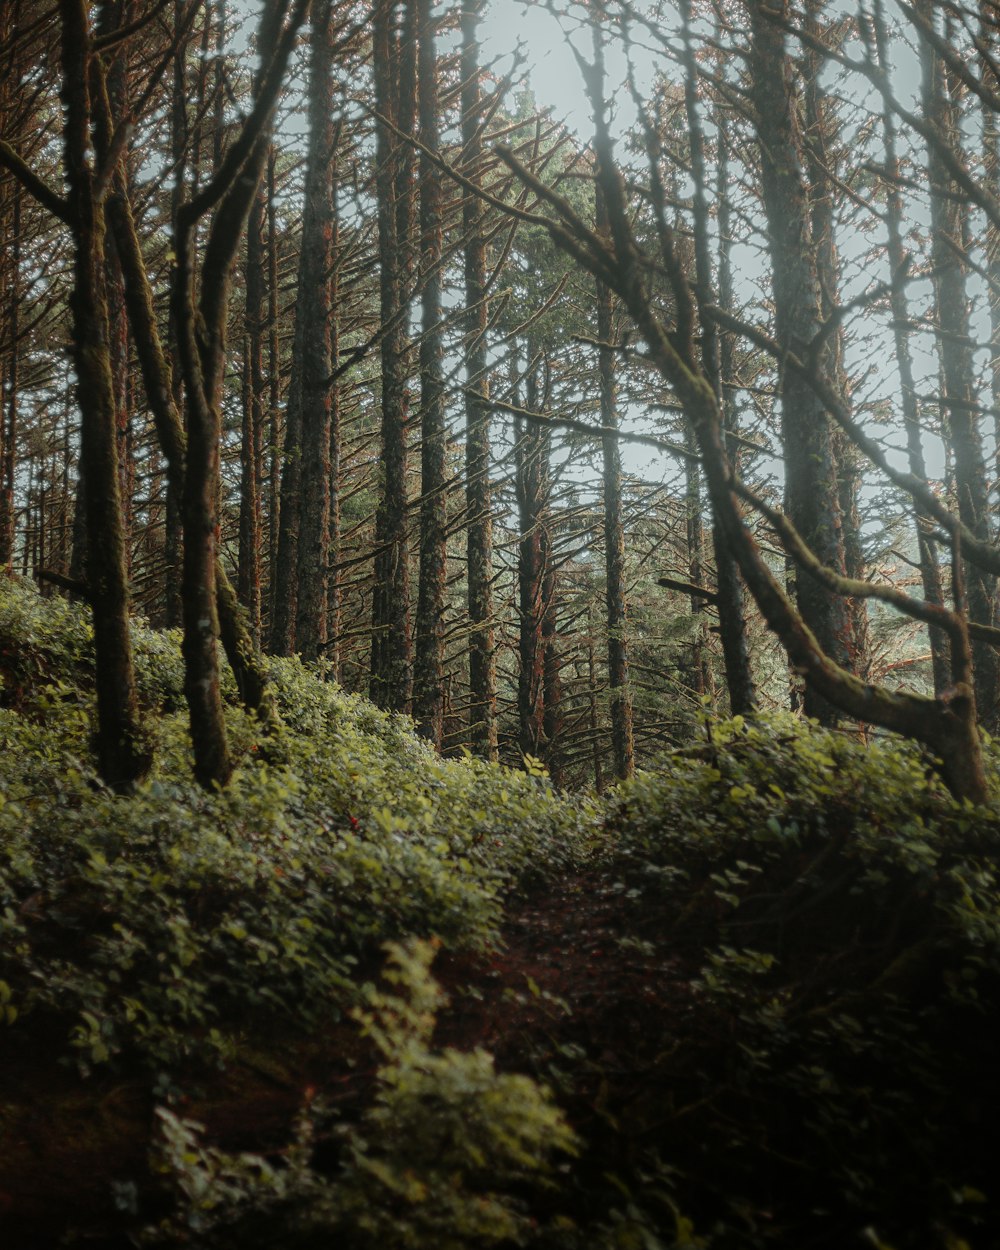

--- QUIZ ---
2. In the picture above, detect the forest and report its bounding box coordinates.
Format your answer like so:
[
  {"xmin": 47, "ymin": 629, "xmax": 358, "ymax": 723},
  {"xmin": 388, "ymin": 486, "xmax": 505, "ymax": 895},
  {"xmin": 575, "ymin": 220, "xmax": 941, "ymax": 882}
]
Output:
[{"xmin": 1, "ymin": 0, "xmax": 1000, "ymax": 1245}]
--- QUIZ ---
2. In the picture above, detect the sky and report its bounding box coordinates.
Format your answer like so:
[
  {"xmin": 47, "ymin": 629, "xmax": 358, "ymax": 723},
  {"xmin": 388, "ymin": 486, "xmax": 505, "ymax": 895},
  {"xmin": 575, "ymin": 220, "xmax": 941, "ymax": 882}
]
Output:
[{"xmin": 479, "ymin": 0, "xmax": 648, "ymax": 141}]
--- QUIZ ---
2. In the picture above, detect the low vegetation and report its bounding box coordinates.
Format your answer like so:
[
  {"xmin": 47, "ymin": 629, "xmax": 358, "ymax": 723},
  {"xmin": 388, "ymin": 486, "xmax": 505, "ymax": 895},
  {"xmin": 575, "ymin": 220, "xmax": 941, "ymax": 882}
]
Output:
[{"xmin": 1, "ymin": 577, "xmax": 998, "ymax": 1248}]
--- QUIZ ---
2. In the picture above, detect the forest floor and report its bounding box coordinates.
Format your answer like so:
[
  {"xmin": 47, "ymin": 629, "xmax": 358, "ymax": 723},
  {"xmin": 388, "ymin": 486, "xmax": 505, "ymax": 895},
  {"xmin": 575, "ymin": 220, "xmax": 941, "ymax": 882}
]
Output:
[{"xmin": 1, "ymin": 869, "xmax": 705, "ymax": 1248}]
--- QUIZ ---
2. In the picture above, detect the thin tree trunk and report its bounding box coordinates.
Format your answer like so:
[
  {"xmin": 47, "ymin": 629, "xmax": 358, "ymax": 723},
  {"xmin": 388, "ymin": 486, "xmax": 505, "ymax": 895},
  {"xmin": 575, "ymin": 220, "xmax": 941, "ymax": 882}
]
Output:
[
  {"xmin": 163, "ymin": 0, "xmax": 188, "ymax": 627},
  {"xmin": 918, "ymin": 0, "xmax": 1000, "ymax": 729},
  {"xmin": 370, "ymin": 0, "xmax": 413, "ymax": 712},
  {"xmin": 802, "ymin": 0, "xmax": 870, "ymax": 680},
  {"xmin": 238, "ymin": 183, "xmax": 266, "ymax": 646},
  {"xmin": 461, "ymin": 0, "xmax": 497, "ymax": 760},
  {"xmin": 413, "ymin": 0, "xmax": 447, "ymax": 745},
  {"xmin": 591, "ymin": 16, "xmax": 635, "ymax": 779},
  {"xmin": 712, "ymin": 103, "xmax": 756, "ymax": 715},
  {"xmin": 0, "ymin": 183, "xmax": 19, "ymax": 569},
  {"xmin": 327, "ymin": 167, "xmax": 342, "ymax": 677},
  {"xmin": 266, "ymin": 146, "xmax": 282, "ymax": 634},
  {"xmin": 293, "ymin": 0, "xmax": 337, "ymax": 661},
  {"xmin": 871, "ymin": 0, "xmax": 950, "ymax": 695},
  {"xmin": 980, "ymin": 1, "xmax": 1000, "ymax": 517},
  {"xmin": 515, "ymin": 354, "xmax": 551, "ymax": 765}
]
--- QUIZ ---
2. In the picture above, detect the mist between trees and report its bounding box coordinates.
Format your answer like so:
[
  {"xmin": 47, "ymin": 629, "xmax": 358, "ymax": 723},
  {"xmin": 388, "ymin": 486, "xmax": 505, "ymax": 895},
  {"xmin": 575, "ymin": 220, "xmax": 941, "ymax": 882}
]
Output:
[{"xmin": 2, "ymin": 0, "xmax": 1000, "ymax": 800}]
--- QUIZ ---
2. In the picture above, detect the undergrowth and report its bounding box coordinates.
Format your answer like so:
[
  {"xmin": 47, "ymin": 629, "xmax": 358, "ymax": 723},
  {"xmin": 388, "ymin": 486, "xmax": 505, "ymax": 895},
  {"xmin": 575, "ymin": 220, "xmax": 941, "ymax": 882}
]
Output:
[
  {"xmin": 3, "ymin": 578, "xmax": 1000, "ymax": 1248},
  {"xmin": 0, "ymin": 577, "xmax": 594, "ymax": 1070},
  {"xmin": 599, "ymin": 714, "xmax": 1000, "ymax": 1246}
]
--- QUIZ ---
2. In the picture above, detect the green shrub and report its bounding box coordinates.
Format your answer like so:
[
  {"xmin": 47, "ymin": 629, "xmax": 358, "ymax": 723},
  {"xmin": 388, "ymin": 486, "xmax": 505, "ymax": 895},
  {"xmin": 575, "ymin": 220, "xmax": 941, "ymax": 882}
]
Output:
[
  {"xmin": 0, "ymin": 578, "xmax": 593, "ymax": 1071},
  {"xmin": 138, "ymin": 941, "xmax": 578, "ymax": 1249},
  {"xmin": 602, "ymin": 713, "xmax": 1000, "ymax": 1242}
]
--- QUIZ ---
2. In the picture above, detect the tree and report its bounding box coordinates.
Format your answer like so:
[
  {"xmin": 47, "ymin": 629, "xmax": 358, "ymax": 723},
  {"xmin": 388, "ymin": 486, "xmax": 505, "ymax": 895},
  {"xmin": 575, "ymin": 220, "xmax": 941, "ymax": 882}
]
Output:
[
  {"xmin": 461, "ymin": 0, "xmax": 498, "ymax": 761},
  {"xmin": 496, "ymin": 5, "xmax": 988, "ymax": 802},
  {"xmin": 412, "ymin": 0, "xmax": 448, "ymax": 745},
  {"xmin": 370, "ymin": 0, "xmax": 415, "ymax": 714},
  {"xmin": 915, "ymin": 0, "xmax": 1000, "ymax": 731},
  {"xmin": 743, "ymin": 0, "xmax": 859, "ymax": 721},
  {"xmin": 592, "ymin": 14, "xmax": 635, "ymax": 781}
]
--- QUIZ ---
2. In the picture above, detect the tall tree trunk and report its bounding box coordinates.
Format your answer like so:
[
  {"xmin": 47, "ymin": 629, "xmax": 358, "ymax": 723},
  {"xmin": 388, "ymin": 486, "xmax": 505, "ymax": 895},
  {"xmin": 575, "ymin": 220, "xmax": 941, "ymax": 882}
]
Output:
[
  {"xmin": 0, "ymin": 182, "xmax": 19, "ymax": 569},
  {"xmin": 171, "ymin": 0, "xmax": 302, "ymax": 786},
  {"xmin": 802, "ymin": 0, "xmax": 870, "ymax": 680},
  {"xmin": 293, "ymin": 0, "xmax": 337, "ymax": 662},
  {"xmin": 172, "ymin": 215, "xmax": 231, "ymax": 787},
  {"xmin": 99, "ymin": 0, "xmax": 134, "ymax": 578},
  {"xmin": 238, "ymin": 183, "xmax": 266, "ymax": 646},
  {"xmin": 591, "ymin": 15, "xmax": 635, "ymax": 780},
  {"xmin": 59, "ymin": 0, "xmax": 149, "ymax": 788},
  {"xmin": 266, "ymin": 146, "xmax": 283, "ymax": 637},
  {"xmin": 980, "ymin": 1, "xmax": 1000, "ymax": 515},
  {"xmin": 370, "ymin": 0, "xmax": 413, "ymax": 712},
  {"xmin": 746, "ymin": 0, "xmax": 853, "ymax": 723},
  {"xmin": 461, "ymin": 0, "xmax": 497, "ymax": 760},
  {"xmin": 678, "ymin": 0, "xmax": 755, "ymax": 716},
  {"xmin": 871, "ymin": 0, "xmax": 950, "ymax": 695},
  {"xmin": 711, "ymin": 100, "xmax": 756, "ymax": 715},
  {"xmin": 327, "ymin": 170, "xmax": 342, "ymax": 678},
  {"xmin": 163, "ymin": 0, "xmax": 189, "ymax": 627},
  {"xmin": 918, "ymin": 0, "xmax": 1000, "ymax": 729},
  {"xmin": 514, "ymin": 353, "xmax": 553, "ymax": 766},
  {"xmin": 413, "ymin": 0, "xmax": 447, "ymax": 746}
]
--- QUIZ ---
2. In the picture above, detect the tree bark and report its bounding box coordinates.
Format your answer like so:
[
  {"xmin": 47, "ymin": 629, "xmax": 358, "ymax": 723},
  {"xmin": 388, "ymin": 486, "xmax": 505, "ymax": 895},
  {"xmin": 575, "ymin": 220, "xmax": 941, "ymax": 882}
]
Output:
[
  {"xmin": 745, "ymin": 0, "xmax": 854, "ymax": 722},
  {"xmin": 370, "ymin": 0, "xmax": 413, "ymax": 712},
  {"xmin": 871, "ymin": 0, "xmax": 950, "ymax": 695},
  {"xmin": 238, "ymin": 183, "xmax": 266, "ymax": 647},
  {"xmin": 0, "ymin": 182, "xmax": 19, "ymax": 570},
  {"xmin": 461, "ymin": 0, "xmax": 498, "ymax": 760},
  {"xmin": 59, "ymin": 0, "xmax": 149, "ymax": 788},
  {"xmin": 592, "ymin": 14, "xmax": 635, "ymax": 781},
  {"xmin": 917, "ymin": 0, "xmax": 1000, "ymax": 730},
  {"xmin": 412, "ymin": 0, "xmax": 447, "ymax": 746},
  {"xmin": 293, "ymin": 0, "xmax": 337, "ymax": 662},
  {"xmin": 515, "ymin": 352, "xmax": 555, "ymax": 769},
  {"xmin": 711, "ymin": 98, "xmax": 757, "ymax": 716}
]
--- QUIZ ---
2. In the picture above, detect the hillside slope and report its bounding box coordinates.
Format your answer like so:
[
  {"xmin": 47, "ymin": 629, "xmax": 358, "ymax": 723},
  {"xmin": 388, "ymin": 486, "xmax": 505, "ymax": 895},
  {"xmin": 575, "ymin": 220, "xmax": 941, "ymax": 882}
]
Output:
[{"xmin": 1, "ymin": 577, "xmax": 999, "ymax": 1248}]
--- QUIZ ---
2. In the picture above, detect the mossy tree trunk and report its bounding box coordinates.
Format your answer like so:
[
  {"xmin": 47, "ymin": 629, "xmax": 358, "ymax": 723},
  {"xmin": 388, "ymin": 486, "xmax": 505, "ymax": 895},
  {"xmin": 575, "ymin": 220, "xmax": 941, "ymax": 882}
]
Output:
[
  {"xmin": 169, "ymin": 0, "xmax": 304, "ymax": 787},
  {"xmin": 515, "ymin": 353, "xmax": 555, "ymax": 769},
  {"xmin": 700, "ymin": 28, "xmax": 756, "ymax": 718},
  {"xmin": 59, "ymin": 0, "xmax": 149, "ymax": 789}
]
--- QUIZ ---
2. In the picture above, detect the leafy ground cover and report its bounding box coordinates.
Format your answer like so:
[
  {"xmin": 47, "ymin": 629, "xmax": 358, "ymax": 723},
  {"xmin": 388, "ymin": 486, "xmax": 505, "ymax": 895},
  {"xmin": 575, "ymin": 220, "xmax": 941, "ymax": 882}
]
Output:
[{"xmin": 1, "ymin": 578, "xmax": 999, "ymax": 1248}]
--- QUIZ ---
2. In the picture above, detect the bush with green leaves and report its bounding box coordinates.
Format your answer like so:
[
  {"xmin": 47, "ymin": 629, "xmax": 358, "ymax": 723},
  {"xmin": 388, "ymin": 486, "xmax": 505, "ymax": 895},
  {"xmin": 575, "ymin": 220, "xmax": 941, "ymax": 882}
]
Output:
[
  {"xmin": 138, "ymin": 941, "xmax": 578, "ymax": 1249},
  {"xmin": 602, "ymin": 712, "xmax": 1000, "ymax": 1243},
  {"xmin": 0, "ymin": 578, "xmax": 594, "ymax": 1070}
]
